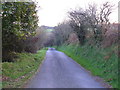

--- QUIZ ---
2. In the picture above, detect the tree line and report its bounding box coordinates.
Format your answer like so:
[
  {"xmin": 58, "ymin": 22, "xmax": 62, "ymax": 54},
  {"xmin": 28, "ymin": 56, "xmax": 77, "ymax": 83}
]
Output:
[
  {"xmin": 2, "ymin": 2, "xmax": 118, "ymax": 62},
  {"xmin": 45, "ymin": 2, "xmax": 118, "ymax": 49},
  {"xmin": 2, "ymin": 2, "xmax": 46, "ymax": 62}
]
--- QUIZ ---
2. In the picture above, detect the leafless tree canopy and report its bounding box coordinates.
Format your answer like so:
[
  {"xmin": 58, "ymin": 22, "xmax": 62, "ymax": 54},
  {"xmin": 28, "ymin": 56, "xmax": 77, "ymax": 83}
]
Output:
[{"xmin": 68, "ymin": 2, "xmax": 114, "ymax": 45}]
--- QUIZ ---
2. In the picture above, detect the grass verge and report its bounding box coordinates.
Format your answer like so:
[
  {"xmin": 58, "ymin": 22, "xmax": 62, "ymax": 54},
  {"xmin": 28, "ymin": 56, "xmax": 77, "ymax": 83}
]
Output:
[
  {"xmin": 57, "ymin": 44, "xmax": 118, "ymax": 88},
  {"xmin": 2, "ymin": 49, "xmax": 47, "ymax": 88}
]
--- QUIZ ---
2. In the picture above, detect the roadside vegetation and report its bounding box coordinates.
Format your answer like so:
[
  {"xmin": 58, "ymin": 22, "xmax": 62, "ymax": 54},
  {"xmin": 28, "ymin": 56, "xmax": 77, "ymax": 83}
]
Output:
[
  {"xmin": 2, "ymin": 2, "xmax": 47, "ymax": 62},
  {"xmin": 2, "ymin": 49, "xmax": 46, "ymax": 88},
  {"xmin": 2, "ymin": 2, "xmax": 47, "ymax": 88},
  {"xmin": 57, "ymin": 44, "xmax": 118, "ymax": 88},
  {"xmin": 2, "ymin": 1, "xmax": 118, "ymax": 89},
  {"xmin": 49, "ymin": 1, "xmax": 118, "ymax": 89}
]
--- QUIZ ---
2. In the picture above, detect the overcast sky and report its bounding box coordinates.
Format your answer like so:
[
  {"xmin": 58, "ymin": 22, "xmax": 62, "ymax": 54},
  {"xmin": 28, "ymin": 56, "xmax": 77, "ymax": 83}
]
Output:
[{"xmin": 33, "ymin": 0, "xmax": 119, "ymax": 27}]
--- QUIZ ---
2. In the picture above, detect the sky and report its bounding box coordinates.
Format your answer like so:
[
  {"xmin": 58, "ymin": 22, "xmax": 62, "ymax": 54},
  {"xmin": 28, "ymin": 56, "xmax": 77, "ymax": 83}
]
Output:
[{"xmin": 33, "ymin": 0, "xmax": 119, "ymax": 27}]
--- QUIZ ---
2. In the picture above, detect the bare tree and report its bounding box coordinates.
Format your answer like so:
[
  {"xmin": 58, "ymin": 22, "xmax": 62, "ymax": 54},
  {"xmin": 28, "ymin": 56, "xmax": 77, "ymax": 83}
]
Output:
[
  {"xmin": 100, "ymin": 2, "xmax": 114, "ymax": 25},
  {"xmin": 43, "ymin": 32, "xmax": 55, "ymax": 47},
  {"xmin": 35, "ymin": 27, "xmax": 48, "ymax": 49},
  {"xmin": 68, "ymin": 2, "xmax": 114, "ymax": 45},
  {"xmin": 53, "ymin": 21, "xmax": 73, "ymax": 46},
  {"xmin": 99, "ymin": 2, "xmax": 114, "ymax": 39},
  {"xmin": 68, "ymin": 8, "xmax": 88, "ymax": 45}
]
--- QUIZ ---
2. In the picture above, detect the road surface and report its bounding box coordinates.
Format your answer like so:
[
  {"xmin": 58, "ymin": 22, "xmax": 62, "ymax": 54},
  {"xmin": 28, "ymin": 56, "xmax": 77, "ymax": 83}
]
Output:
[{"xmin": 26, "ymin": 49, "xmax": 105, "ymax": 88}]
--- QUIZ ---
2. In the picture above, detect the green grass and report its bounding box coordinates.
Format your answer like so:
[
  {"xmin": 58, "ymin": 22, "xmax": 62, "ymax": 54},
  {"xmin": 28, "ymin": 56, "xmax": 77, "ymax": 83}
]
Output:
[
  {"xmin": 46, "ymin": 29, "xmax": 53, "ymax": 32},
  {"xmin": 57, "ymin": 44, "xmax": 118, "ymax": 88},
  {"xmin": 2, "ymin": 49, "xmax": 47, "ymax": 88}
]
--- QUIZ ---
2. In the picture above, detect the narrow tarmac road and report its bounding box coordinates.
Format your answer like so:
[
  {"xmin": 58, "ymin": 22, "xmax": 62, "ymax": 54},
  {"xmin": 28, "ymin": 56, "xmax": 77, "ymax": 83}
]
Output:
[{"xmin": 26, "ymin": 49, "xmax": 105, "ymax": 88}]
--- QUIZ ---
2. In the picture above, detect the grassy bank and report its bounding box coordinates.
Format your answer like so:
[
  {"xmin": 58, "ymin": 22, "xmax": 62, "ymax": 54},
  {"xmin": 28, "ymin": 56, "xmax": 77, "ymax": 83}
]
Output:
[
  {"xmin": 57, "ymin": 44, "xmax": 118, "ymax": 88},
  {"xmin": 2, "ymin": 49, "xmax": 47, "ymax": 88}
]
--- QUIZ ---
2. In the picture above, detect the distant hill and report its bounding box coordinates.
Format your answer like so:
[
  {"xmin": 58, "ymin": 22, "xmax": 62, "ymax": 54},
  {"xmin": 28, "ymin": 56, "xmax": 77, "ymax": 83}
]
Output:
[{"xmin": 40, "ymin": 25, "xmax": 54, "ymax": 30}]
